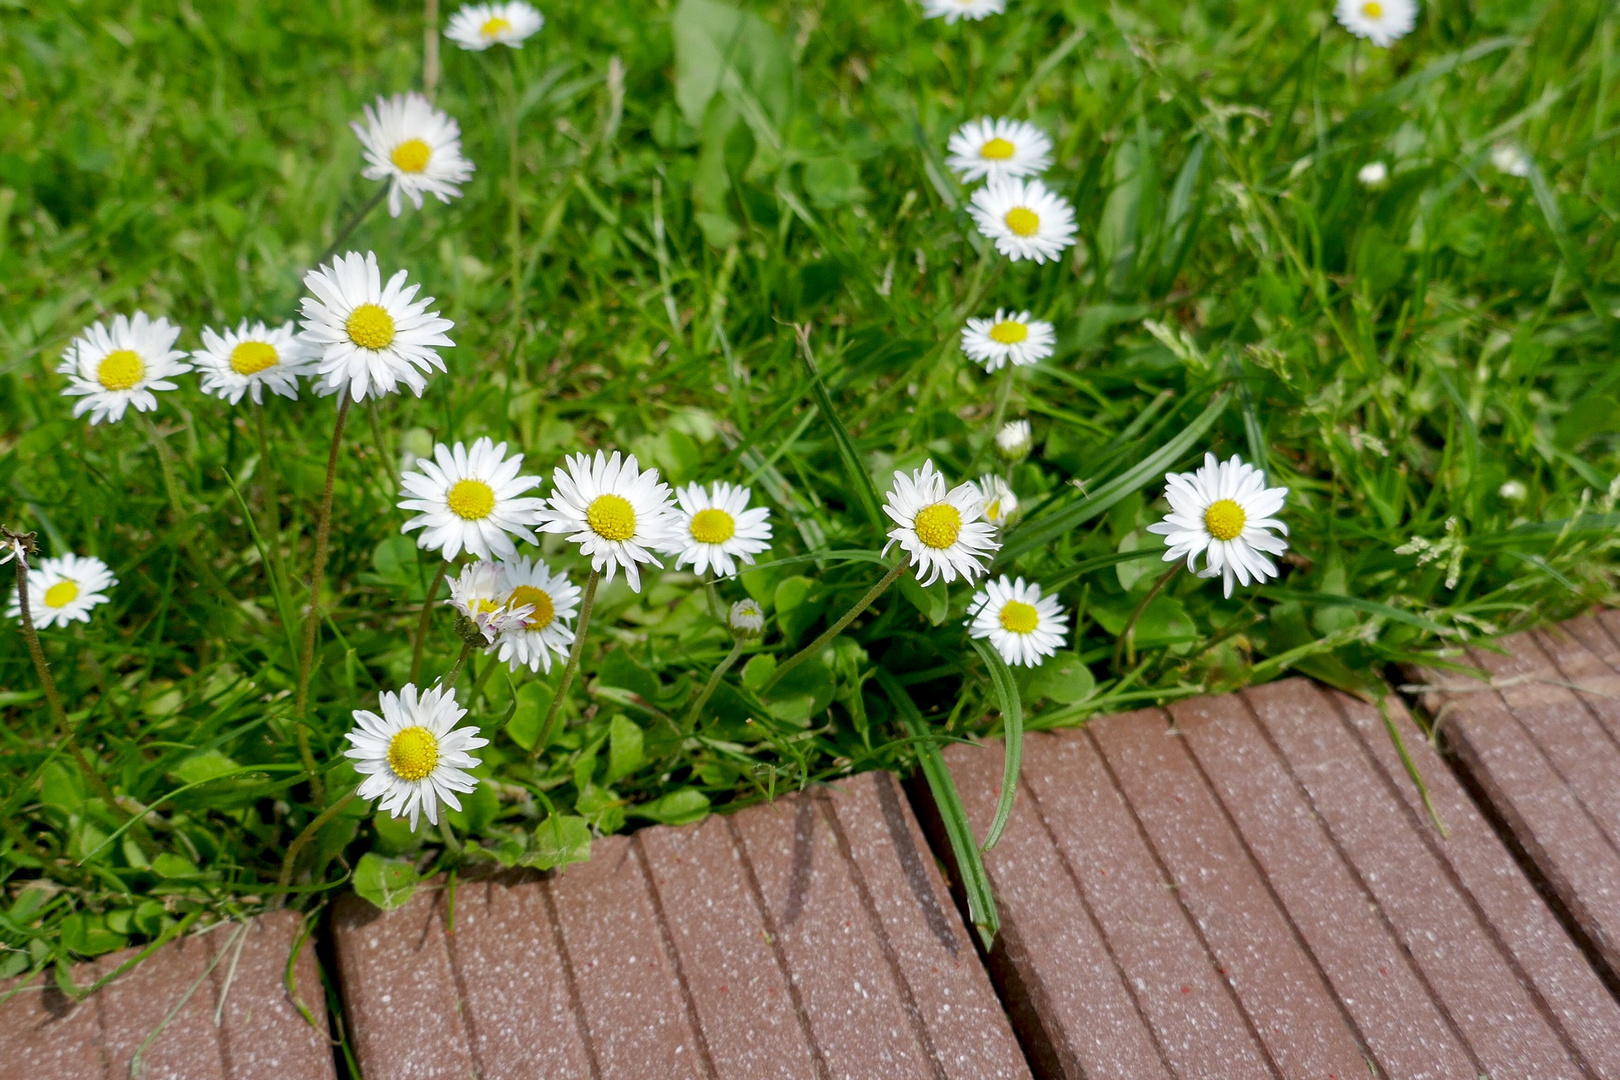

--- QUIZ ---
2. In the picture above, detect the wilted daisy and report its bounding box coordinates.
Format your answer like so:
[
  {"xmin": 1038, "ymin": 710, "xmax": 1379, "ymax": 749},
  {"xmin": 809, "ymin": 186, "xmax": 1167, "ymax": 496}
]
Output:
[
  {"xmin": 446, "ymin": 561, "xmax": 531, "ymax": 644},
  {"xmin": 946, "ymin": 118, "xmax": 1052, "ymax": 184},
  {"xmin": 445, "ymin": 1, "xmax": 544, "ymax": 50},
  {"xmin": 1491, "ymin": 143, "xmax": 1532, "ymax": 178},
  {"xmin": 57, "ymin": 313, "xmax": 190, "ymax": 426},
  {"xmin": 1334, "ymin": 0, "xmax": 1417, "ymax": 48},
  {"xmin": 300, "ymin": 251, "xmax": 455, "ymax": 402},
  {"xmin": 345, "ymin": 684, "xmax": 487, "ymax": 831},
  {"xmin": 961, "ymin": 309, "xmax": 1055, "ymax": 372},
  {"xmin": 882, "ymin": 461, "xmax": 999, "ymax": 586},
  {"xmin": 1357, "ymin": 161, "xmax": 1389, "ymax": 187},
  {"xmin": 7, "ymin": 553, "xmax": 116, "ymax": 629},
  {"xmin": 975, "ymin": 475, "xmax": 1019, "ymax": 528},
  {"xmin": 1145, "ymin": 452, "xmax": 1289, "ymax": 598},
  {"xmin": 192, "ymin": 320, "xmax": 317, "ymax": 405},
  {"xmin": 492, "ymin": 556, "xmax": 578, "ymax": 674},
  {"xmin": 968, "ymin": 576, "xmax": 1069, "ymax": 667},
  {"xmin": 664, "ymin": 481, "xmax": 772, "ymax": 579},
  {"xmin": 352, "ymin": 93, "xmax": 475, "ymax": 218},
  {"xmin": 398, "ymin": 437, "xmax": 543, "ymax": 561},
  {"xmin": 969, "ymin": 178, "xmax": 1077, "ymax": 264},
  {"xmin": 729, "ymin": 598, "xmax": 765, "ymax": 639},
  {"xmin": 922, "ymin": 0, "xmax": 1004, "ymax": 22},
  {"xmin": 536, "ymin": 450, "xmax": 677, "ymax": 592},
  {"xmin": 996, "ymin": 419, "xmax": 1033, "ymax": 460}
]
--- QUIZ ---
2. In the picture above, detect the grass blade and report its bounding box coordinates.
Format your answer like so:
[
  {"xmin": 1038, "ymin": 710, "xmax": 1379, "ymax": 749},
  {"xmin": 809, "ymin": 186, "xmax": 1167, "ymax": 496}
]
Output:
[
  {"xmin": 796, "ymin": 327, "xmax": 886, "ymax": 533},
  {"xmin": 968, "ymin": 639, "xmax": 1022, "ymax": 854}
]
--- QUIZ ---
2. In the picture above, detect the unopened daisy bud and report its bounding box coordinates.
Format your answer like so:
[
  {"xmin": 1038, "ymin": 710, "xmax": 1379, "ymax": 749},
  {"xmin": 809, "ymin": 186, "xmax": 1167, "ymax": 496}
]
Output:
[
  {"xmin": 57, "ymin": 313, "xmax": 191, "ymax": 426},
  {"xmin": 445, "ymin": 2, "xmax": 544, "ymax": 50},
  {"xmin": 996, "ymin": 419, "xmax": 1032, "ymax": 461},
  {"xmin": 729, "ymin": 599, "xmax": 765, "ymax": 640},
  {"xmin": 345, "ymin": 683, "xmax": 488, "ymax": 830},
  {"xmin": 1357, "ymin": 161, "xmax": 1389, "ymax": 188},
  {"xmin": 299, "ymin": 252, "xmax": 455, "ymax": 403},
  {"xmin": 1498, "ymin": 479, "xmax": 1528, "ymax": 502},
  {"xmin": 882, "ymin": 461, "xmax": 999, "ymax": 586},
  {"xmin": 975, "ymin": 475, "xmax": 1019, "ymax": 528},
  {"xmin": 446, "ymin": 561, "xmax": 530, "ymax": 644},
  {"xmin": 352, "ymin": 93, "xmax": 475, "ymax": 218},
  {"xmin": 1145, "ymin": 452, "xmax": 1290, "ymax": 598}
]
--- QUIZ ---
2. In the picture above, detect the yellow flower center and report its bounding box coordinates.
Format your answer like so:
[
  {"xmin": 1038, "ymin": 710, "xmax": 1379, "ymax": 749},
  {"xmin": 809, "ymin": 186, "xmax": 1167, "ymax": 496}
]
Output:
[
  {"xmin": 229, "ymin": 341, "xmax": 279, "ymax": 376},
  {"xmin": 345, "ymin": 303, "xmax": 396, "ymax": 350},
  {"xmin": 979, "ymin": 137, "xmax": 1016, "ymax": 160},
  {"xmin": 387, "ymin": 725, "xmax": 439, "ymax": 782},
  {"xmin": 97, "ymin": 349, "xmax": 144, "ymax": 391},
  {"xmin": 988, "ymin": 320, "xmax": 1028, "ymax": 345},
  {"xmin": 480, "ymin": 16, "xmax": 512, "ymax": 37},
  {"xmin": 390, "ymin": 138, "xmax": 432, "ymax": 174},
  {"xmin": 43, "ymin": 580, "xmax": 80, "ymax": 609},
  {"xmin": 914, "ymin": 503, "xmax": 962, "ymax": 550},
  {"xmin": 446, "ymin": 478, "xmax": 496, "ymax": 520},
  {"xmin": 1362, "ymin": 1, "xmax": 1383, "ymax": 17},
  {"xmin": 1004, "ymin": 207, "xmax": 1040, "ymax": 237},
  {"xmin": 689, "ymin": 508, "xmax": 736, "ymax": 545},
  {"xmin": 508, "ymin": 585, "xmax": 555, "ymax": 629},
  {"xmin": 1000, "ymin": 601, "xmax": 1039, "ymax": 634},
  {"xmin": 1204, "ymin": 499, "xmax": 1247, "ymax": 542},
  {"xmin": 985, "ymin": 498, "xmax": 1003, "ymax": 523},
  {"xmin": 587, "ymin": 494, "xmax": 637, "ymax": 541}
]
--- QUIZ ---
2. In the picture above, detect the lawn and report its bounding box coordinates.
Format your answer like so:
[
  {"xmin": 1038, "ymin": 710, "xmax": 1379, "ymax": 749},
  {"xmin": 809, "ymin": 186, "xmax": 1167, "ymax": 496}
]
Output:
[{"xmin": 1, "ymin": 0, "xmax": 1616, "ymax": 990}]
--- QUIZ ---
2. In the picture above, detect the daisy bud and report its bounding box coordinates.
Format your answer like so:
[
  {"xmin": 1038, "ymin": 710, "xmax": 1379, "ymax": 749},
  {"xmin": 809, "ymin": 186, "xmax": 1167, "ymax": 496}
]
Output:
[
  {"xmin": 1498, "ymin": 480, "xmax": 1528, "ymax": 502},
  {"xmin": 729, "ymin": 599, "xmax": 766, "ymax": 640},
  {"xmin": 1357, "ymin": 161, "xmax": 1389, "ymax": 188},
  {"xmin": 995, "ymin": 419, "xmax": 1033, "ymax": 462},
  {"xmin": 446, "ymin": 561, "xmax": 529, "ymax": 645}
]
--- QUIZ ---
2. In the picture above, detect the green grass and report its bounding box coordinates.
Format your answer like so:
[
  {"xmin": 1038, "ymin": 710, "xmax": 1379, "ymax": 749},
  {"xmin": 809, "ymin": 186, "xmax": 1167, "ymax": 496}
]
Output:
[{"xmin": 2, "ymin": 0, "xmax": 1617, "ymax": 974}]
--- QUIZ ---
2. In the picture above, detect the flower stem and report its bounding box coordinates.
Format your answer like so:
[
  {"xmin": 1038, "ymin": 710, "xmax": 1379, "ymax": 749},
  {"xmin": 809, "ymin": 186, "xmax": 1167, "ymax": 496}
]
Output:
[
  {"xmin": 422, "ymin": 0, "xmax": 441, "ymax": 100},
  {"xmin": 703, "ymin": 571, "xmax": 723, "ymax": 622},
  {"xmin": 682, "ymin": 639, "xmax": 744, "ymax": 734},
  {"xmin": 531, "ymin": 568, "xmax": 600, "ymax": 761},
  {"xmin": 441, "ymin": 640, "xmax": 473, "ymax": 693},
  {"xmin": 410, "ymin": 560, "xmax": 450, "ymax": 684},
  {"xmin": 1112, "ymin": 563, "xmax": 1182, "ymax": 671},
  {"xmin": 276, "ymin": 788, "xmax": 358, "ymax": 894},
  {"xmin": 470, "ymin": 651, "xmax": 501, "ymax": 707},
  {"xmin": 294, "ymin": 393, "xmax": 353, "ymax": 802},
  {"xmin": 506, "ymin": 49, "xmax": 523, "ymax": 341},
  {"xmin": 314, "ymin": 187, "xmax": 387, "ymax": 271},
  {"xmin": 437, "ymin": 816, "xmax": 463, "ymax": 855},
  {"xmin": 970, "ymin": 365, "xmax": 1017, "ymax": 475},
  {"xmin": 764, "ymin": 560, "xmax": 908, "ymax": 693}
]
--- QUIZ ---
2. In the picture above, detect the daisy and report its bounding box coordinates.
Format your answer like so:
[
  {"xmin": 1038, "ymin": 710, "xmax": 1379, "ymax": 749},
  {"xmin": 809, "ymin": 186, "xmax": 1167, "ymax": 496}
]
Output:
[
  {"xmin": 996, "ymin": 419, "xmax": 1032, "ymax": 460},
  {"xmin": 968, "ymin": 178, "xmax": 1077, "ymax": 264},
  {"xmin": 536, "ymin": 450, "xmax": 677, "ymax": 592},
  {"xmin": 345, "ymin": 683, "xmax": 487, "ymax": 831},
  {"xmin": 946, "ymin": 118, "xmax": 1052, "ymax": 184},
  {"xmin": 446, "ymin": 561, "xmax": 532, "ymax": 644},
  {"xmin": 7, "ymin": 553, "xmax": 116, "ymax": 629},
  {"xmin": 352, "ymin": 93, "xmax": 475, "ymax": 218},
  {"xmin": 1334, "ymin": 0, "xmax": 1417, "ymax": 48},
  {"xmin": 975, "ymin": 474, "xmax": 1019, "ymax": 528},
  {"xmin": 1357, "ymin": 161, "xmax": 1389, "ymax": 187},
  {"xmin": 299, "ymin": 251, "xmax": 455, "ymax": 402},
  {"xmin": 663, "ymin": 481, "xmax": 773, "ymax": 579},
  {"xmin": 192, "ymin": 320, "xmax": 318, "ymax": 405},
  {"xmin": 398, "ymin": 437, "xmax": 543, "ymax": 561},
  {"xmin": 493, "ymin": 556, "xmax": 579, "ymax": 674},
  {"xmin": 1491, "ymin": 143, "xmax": 1532, "ymax": 178},
  {"xmin": 445, "ymin": 1, "xmax": 544, "ymax": 50},
  {"xmin": 56, "ymin": 313, "xmax": 190, "ymax": 426},
  {"xmin": 882, "ymin": 461, "xmax": 999, "ymax": 586},
  {"xmin": 729, "ymin": 598, "xmax": 765, "ymax": 639},
  {"xmin": 1145, "ymin": 452, "xmax": 1290, "ymax": 598},
  {"xmin": 921, "ymin": 0, "xmax": 1005, "ymax": 23},
  {"xmin": 968, "ymin": 576, "xmax": 1069, "ymax": 667},
  {"xmin": 961, "ymin": 309, "xmax": 1055, "ymax": 371}
]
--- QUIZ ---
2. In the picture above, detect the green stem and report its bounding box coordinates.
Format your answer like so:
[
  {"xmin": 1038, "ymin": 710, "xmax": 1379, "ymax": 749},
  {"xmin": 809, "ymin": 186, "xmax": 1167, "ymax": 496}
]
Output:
[
  {"xmin": 531, "ymin": 569, "xmax": 600, "ymax": 761},
  {"xmin": 470, "ymin": 650, "xmax": 501, "ymax": 707},
  {"xmin": 441, "ymin": 640, "xmax": 473, "ymax": 693},
  {"xmin": 970, "ymin": 365, "xmax": 1017, "ymax": 475},
  {"xmin": 1112, "ymin": 563, "xmax": 1182, "ymax": 672},
  {"xmin": 703, "ymin": 572, "xmax": 723, "ymax": 622},
  {"xmin": 276, "ymin": 788, "xmax": 358, "ymax": 894},
  {"xmin": 507, "ymin": 50, "xmax": 523, "ymax": 340},
  {"xmin": 367, "ymin": 398, "xmax": 399, "ymax": 490},
  {"xmin": 682, "ymin": 640, "xmax": 744, "ymax": 734},
  {"xmin": 140, "ymin": 414, "xmax": 231, "ymax": 600},
  {"xmin": 314, "ymin": 186, "xmax": 387, "ymax": 271},
  {"xmin": 410, "ymin": 560, "xmax": 450, "ymax": 685},
  {"xmin": 764, "ymin": 560, "xmax": 907, "ymax": 693},
  {"xmin": 422, "ymin": 0, "xmax": 440, "ymax": 100},
  {"xmin": 437, "ymin": 816, "xmax": 463, "ymax": 855},
  {"xmin": 294, "ymin": 393, "xmax": 353, "ymax": 802}
]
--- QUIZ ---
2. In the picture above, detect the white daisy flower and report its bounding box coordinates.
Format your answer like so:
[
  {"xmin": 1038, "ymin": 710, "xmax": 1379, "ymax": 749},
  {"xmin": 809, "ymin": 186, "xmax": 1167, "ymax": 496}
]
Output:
[
  {"xmin": 967, "ymin": 576, "xmax": 1069, "ymax": 667},
  {"xmin": 299, "ymin": 251, "xmax": 455, "ymax": 403},
  {"xmin": 663, "ymin": 481, "xmax": 773, "ymax": 579},
  {"xmin": 0, "ymin": 536, "xmax": 26, "ymax": 568},
  {"xmin": 974, "ymin": 474, "xmax": 1019, "ymax": 528},
  {"xmin": 968, "ymin": 178, "xmax": 1077, "ymax": 264},
  {"xmin": 445, "ymin": 1, "xmax": 544, "ymax": 50},
  {"xmin": 446, "ymin": 561, "xmax": 532, "ymax": 644},
  {"xmin": 56, "ymin": 313, "xmax": 191, "ymax": 426},
  {"xmin": 921, "ymin": 0, "xmax": 1005, "ymax": 22},
  {"xmin": 1357, "ymin": 161, "xmax": 1389, "ymax": 187},
  {"xmin": 1145, "ymin": 452, "xmax": 1290, "ymax": 598},
  {"xmin": 996, "ymin": 419, "xmax": 1033, "ymax": 460},
  {"xmin": 493, "ymin": 555, "xmax": 579, "ymax": 674},
  {"xmin": 1498, "ymin": 479, "xmax": 1528, "ymax": 501},
  {"xmin": 398, "ymin": 437, "xmax": 543, "ymax": 562},
  {"xmin": 961, "ymin": 309, "xmax": 1056, "ymax": 371},
  {"xmin": 7, "ymin": 553, "xmax": 116, "ymax": 629},
  {"xmin": 536, "ymin": 450, "xmax": 678, "ymax": 593},
  {"xmin": 729, "ymin": 598, "xmax": 765, "ymax": 639},
  {"xmin": 881, "ymin": 461, "xmax": 999, "ymax": 587},
  {"xmin": 344, "ymin": 683, "xmax": 487, "ymax": 831},
  {"xmin": 192, "ymin": 320, "xmax": 318, "ymax": 406},
  {"xmin": 1491, "ymin": 143, "xmax": 1532, "ymax": 178},
  {"xmin": 352, "ymin": 93, "xmax": 475, "ymax": 218},
  {"xmin": 1334, "ymin": 0, "xmax": 1417, "ymax": 48},
  {"xmin": 946, "ymin": 118, "xmax": 1053, "ymax": 184}
]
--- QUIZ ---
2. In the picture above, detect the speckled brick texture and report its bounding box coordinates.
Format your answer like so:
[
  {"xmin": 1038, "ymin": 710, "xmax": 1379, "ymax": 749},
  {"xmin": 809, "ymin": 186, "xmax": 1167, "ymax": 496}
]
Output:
[
  {"xmin": 0, "ymin": 909, "xmax": 334, "ymax": 1080},
  {"xmin": 935, "ymin": 676, "xmax": 1620, "ymax": 1080},
  {"xmin": 331, "ymin": 771, "xmax": 1030, "ymax": 1080}
]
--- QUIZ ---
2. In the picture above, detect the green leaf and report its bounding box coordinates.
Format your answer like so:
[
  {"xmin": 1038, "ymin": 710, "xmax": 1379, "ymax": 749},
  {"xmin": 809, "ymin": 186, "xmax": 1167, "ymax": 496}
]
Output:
[
  {"xmin": 150, "ymin": 852, "xmax": 206, "ymax": 880},
  {"xmin": 445, "ymin": 779, "xmax": 500, "ymax": 835},
  {"xmin": 671, "ymin": 0, "xmax": 791, "ymax": 128},
  {"xmin": 354, "ymin": 853, "xmax": 422, "ymax": 911},
  {"xmin": 372, "ymin": 811, "xmax": 424, "ymax": 856},
  {"xmin": 899, "ymin": 573, "xmax": 950, "ymax": 625},
  {"xmin": 59, "ymin": 912, "xmax": 127, "ymax": 958},
  {"xmin": 506, "ymin": 681, "xmax": 554, "ymax": 751},
  {"xmin": 1026, "ymin": 653, "xmax": 1097, "ymax": 705},
  {"xmin": 606, "ymin": 714, "xmax": 645, "ymax": 782},
  {"xmin": 742, "ymin": 654, "xmax": 777, "ymax": 690},
  {"xmin": 524, "ymin": 815, "xmax": 593, "ymax": 871},
  {"xmin": 167, "ymin": 748, "xmax": 240, "ymax": 786},
  {"xmin": 969, "ymin": 640, "xmax": 1023, "ymax": 854},
  {"xmin": 630, "ymin": 789, "xmax": 711, "ymax": 825},
  {"xmin": 597, "ymin": 650, "xmax": 660, "ymax": 703}
]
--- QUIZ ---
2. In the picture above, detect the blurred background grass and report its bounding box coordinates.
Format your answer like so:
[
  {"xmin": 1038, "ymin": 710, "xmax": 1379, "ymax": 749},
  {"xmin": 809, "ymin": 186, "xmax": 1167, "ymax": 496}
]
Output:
[{"xmin": 1, "ymin": 0, "xmax": 1617, "ymax": 971}]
